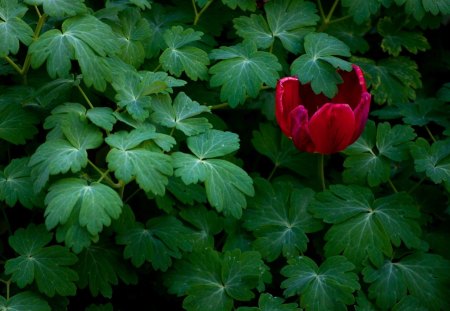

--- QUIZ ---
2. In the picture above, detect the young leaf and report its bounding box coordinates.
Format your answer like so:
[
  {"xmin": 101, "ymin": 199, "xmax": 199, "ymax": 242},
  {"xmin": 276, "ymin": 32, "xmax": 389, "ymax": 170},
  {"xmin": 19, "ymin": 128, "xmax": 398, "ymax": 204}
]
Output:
[
  {"xmin": 75, "ymin": 242, "xmax": 138, "ymax": 298},
  {"xmin": 233, "ymin": 0, "xmax": 319, "ymax": 52},
  {"xmin": 209, "ymin": 42, "xmax": 281, "ymax": 107},
  {"xmin": 0, "ymin": 291, "xmax": 51, "ymax": 311},
  {"xmin": 410, "ymin": 138, "xmax": 450, "ymax": 184},
  {"xmin": 378, "ymin": 17, "xmax": 430, "ymax": 56},
  {"xmin": 172, "ymin": 130, "xmax": 254, "ymax": 218},
  {"xmin": 291, "ymin": 32, "xmax": 352, "ymax": 98},
  {"xmin": 160, "ymin": 26, "xmax": 210, "ymax": 80},
  {"xmin": 45, "ymin": 178, "xmax": 123, "ymax": 236},
  {"xmin": 0, "ymin": 157, "xmax": 40, "ymax": 208},
  {"xmin": 106, "ymin": 129, "xmax": 173, "ymax": 195},
  {"xmin": 5, "ymin": 224, "xmax": 78, "ymax": 297},
  {"xmin": 363, "ymin": 253, "xmax": 450, "ymax": 310},
  {"xmin": 342, "ymin": 0, "xmax": 383, "ymax": 24},
  {"xmin": 281, "ymin": 256, "xmax": 360, "ymax": 311},
  {"xmin": 24, "ymin": 0, "xmax": 87, "ymax": 17},
  {"xmin": 116, "ymin": 216, "xmax": 192, "ymax": 270},
  {"xmin": 343, "ymin": 121, "xmax": 416, "ymax": 186},
  {"xmin": 243, "ymin": 178, "xmax": 323, "ymax": 261},
  {"xmin": 236, "ymin": 293, "xmax": 300, "ymax": 311},
  {"xmin": 310, "ymin": 185, "xmax": 422, "ymax": 266},
  {"xmin": 30, "ymin": 15, "xmax": 119, "ymax": 90},
  {"xmin": 0, "ymin": 101, "xmax": 39, "ymax": 144},
  {"xmin": 150, "ymin": 92, "xmax": 211, "ymax": 136},
  {"xmin": 353, "ymin": 56, "xmax": 422, "ymax": 105},
  {"xmin": 165, "ymin": 248, "xmax": 269, "ymax": 311},
  {"xmin": 0, "ymin": 0, "xmax": 34, "ymax": 57}
]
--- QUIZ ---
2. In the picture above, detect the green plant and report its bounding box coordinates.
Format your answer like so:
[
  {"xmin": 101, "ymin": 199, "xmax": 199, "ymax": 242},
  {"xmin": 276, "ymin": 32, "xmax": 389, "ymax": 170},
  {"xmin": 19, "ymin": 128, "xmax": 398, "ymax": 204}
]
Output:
[{"xmin": 1, "ymin": 0, "xmax": 449, "ymax": 310}]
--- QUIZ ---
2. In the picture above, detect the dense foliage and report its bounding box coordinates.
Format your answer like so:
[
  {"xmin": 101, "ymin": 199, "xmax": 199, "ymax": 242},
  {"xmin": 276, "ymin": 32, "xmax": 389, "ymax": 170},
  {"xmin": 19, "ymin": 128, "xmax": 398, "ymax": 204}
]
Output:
[{"xmin": 1, "ymin": 0, "xmax": 450, "ymax": 310}]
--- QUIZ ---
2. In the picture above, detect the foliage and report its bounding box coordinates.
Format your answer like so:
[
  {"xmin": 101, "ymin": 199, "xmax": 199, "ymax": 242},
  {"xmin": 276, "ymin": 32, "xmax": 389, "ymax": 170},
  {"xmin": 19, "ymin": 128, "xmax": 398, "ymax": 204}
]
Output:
[{"xmin": 1, "ymin": 0, "xmax": 449, "ymax": 310}]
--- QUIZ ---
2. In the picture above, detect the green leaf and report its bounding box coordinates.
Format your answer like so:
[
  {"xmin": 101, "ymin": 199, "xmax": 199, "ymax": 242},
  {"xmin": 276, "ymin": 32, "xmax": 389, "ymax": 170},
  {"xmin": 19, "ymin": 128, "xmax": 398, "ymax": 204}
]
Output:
[
  {"xmin": 172, "ymin": 130, "xmax": 254, "ymax": 218},
  {"xmin": 166, "ymin": 249, "xmax": 269, "ymax": 311},
  {"xmin": 30, "ymin": 15, "xmax": 119, "ymax": 90},
  {"xmin": 45, "ymin": 178, "xmax": 123, "ymax": 235},
  {"xmin": 0, "ymin": 101, "xmax": 39, "ymax": 144},
  {"xmin": 363, "ymin": 253, "xmax": 450, "ymax": 310},
  {"xmin": 0, "ymin": 0, "xmax": 34, "ymax": 57},
  {"xmin": 326, "ymin": 20, "xmax": 370, "ymax": 54},
  {"xmin": 24, "ymin": 0, "xmax": 87, "ymax": 17},
  {"xmin": 378, "ymin": 17, "xmax": 430, "ymax": 56},
  {"xmin": 76, "ymin": 243, "xmax": 138, "ymax": 298},
  {"xmin": 0, "ymin": 157, "xmax": 40, "ymax": 208},
  {"xmin": 0, "ymin": 291, "xmax": 51, "ymax": 311},
  {"xmin": 353, "ymin": 56, "xmax": 422, "ymax": 105},
  {"xmin": 310, "ymin": 185, "xmax": 422, "ymax": 266},
  {"xmin": 106, "ymin": 129, "xmax": 173, "ymax": 195},
  {"xmin": 291, "ymin": 32, "xmax": 351, "ymax": 98},
  {"xmin": 244, "ymin": 178, "xmax": 322, "ymax": 261},
  {"xmin": 410, "ymin": 138, "xmax": 450, "ymax": 184},
  {"xmin": 236, "ymin": 293, "xmax": 300, "ymax": 311},
  {"xmin": 281, "ymin": 256, "xmax": 360, "ymax": 310},
  {"xmin": 150, "ymin": 92, "xmax": 211, "ymax": 136},
  {"xmin": 116, "ymin": 216, "xmax": 192, "ymax": 270},
  {"xmin": 86, "ymin": 107, "xmax": 117, "ymax": 132},
  {"xmin": 5, "ymin": 224, "xmax": 78, "ymax": 297},
  {"xmin": 167, "ymin": 177, "xmax": 207, "ymax": 205},
  {"xmin": 112, "ymin": 70, "xmax": 185, "ymax": 121},
  {"xmin": 388, "ymin": 98, "xmax": 450, "ymax": 127},
  {"xmin": 343, "ymin": 121, "xmax": 416, "ymax": 186},
  {"xmin": 209, "ymin": 42, "xmax": 281, "ymax": 107},
  {"xmin": 251, "ymin": 123, "xmax": 319, "ymax": 177},
  {"xmin": 222, "ymin": 0, "xmax": 257, "ymax": 11},
  {"xmin": 342, "ymin": 0, "xmax": 384, "ymax": 24},
  {"xmin": 160, "ymin": 26, "xmax": 210, "ymax": 80},
  {"xmin": 233, "ymin": 0, "xmax": 319, "ymax": 53}
]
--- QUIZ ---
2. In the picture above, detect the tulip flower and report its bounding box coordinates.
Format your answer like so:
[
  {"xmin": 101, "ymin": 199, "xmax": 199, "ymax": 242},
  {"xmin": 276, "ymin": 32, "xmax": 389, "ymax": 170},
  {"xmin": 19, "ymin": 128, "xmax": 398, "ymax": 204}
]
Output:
[{"xmin": 275, "ymin": 64, "xmax": 371, "ymax": 154}]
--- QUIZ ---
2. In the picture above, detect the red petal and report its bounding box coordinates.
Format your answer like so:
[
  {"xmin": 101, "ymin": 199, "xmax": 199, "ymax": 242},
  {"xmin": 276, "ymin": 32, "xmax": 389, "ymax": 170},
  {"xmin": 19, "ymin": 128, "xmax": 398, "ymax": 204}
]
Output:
[
  {"xmin": 309, "ymin": 103, "xmax": 356, "ymax": 154},
  {"xmin": 289, "ymin": 105, "xmax": 315, "ymax": 152},
  {"xmin": 350, "ymin": 92, "xmax": 371, "ymax": 143},
  {"xmin": 276, "ymin": 77, "xmax": 300, "ymax": 137},
  {"xmin": 333, "ymin": 64, "xmax": 367, "ymax": 110}
]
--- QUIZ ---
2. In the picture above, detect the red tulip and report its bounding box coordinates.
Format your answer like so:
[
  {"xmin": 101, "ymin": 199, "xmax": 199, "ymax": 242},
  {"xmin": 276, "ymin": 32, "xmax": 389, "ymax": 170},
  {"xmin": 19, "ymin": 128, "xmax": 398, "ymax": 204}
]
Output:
[{"xmin": 275, "ymin": 64, "xmax": 371, "ymax": 154}]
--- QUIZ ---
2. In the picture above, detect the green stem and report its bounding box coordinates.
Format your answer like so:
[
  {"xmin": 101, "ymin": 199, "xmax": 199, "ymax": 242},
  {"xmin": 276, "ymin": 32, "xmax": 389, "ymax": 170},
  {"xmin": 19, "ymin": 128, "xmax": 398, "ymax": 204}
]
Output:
[
  {"xmin": 209, "ymin": 102, "xmax": 229, "ymax": 110},
  {"xmin": 268, "ymin": 164, "xmax": 278, "ymax": 181},
  {"xmin": 0, "ymin": 278, "xmax": 11, "ymax": 300},
  {"xmin": 408, "ymin": 176, "xmax": 425, "ymax": 194},
  {"xmin": 4, "ymin": 56, "xmax": 22, "ymax": 74},
  {"xmin": 327, "ymin": 14, "xmax": 352, "ymax": 24},
  {"xmin": 425, "ymin": 125, "xmax": 437, "ymax": 143},
  {"xmin": 318, "ymin": 0, "xmax": 340, "ymax": 31},
  {"xmin": 318, "ymin": 153, "xmax": 326, "ymax": 191},
  {"xmin": 153, "ymin": 63, "xmax": 162, "ymax": 72},
  {"xmin": 88, "ymin": 159, "xmax": 121, "ymax": 188},
  {"xmin": 387, "ymin": 178, "xmax": 398, "ymax": 193},
  {"xmin": 77, "ymin": 85, "xmax": 94, "ymax": 109},
  {"xmin": 317, "ymin": 0, "xmax": 326, "ymax": 21},
  {"xmin": 193, "ymin": 0, "xmax": 214, "ymax": 25}
]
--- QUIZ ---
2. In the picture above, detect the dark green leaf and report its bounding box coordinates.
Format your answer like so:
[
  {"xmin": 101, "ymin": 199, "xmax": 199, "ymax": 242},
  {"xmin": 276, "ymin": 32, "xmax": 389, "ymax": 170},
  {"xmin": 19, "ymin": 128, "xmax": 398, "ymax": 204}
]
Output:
[
  {"xmin": 291, "ymin": 32, "xmax": 351, "ymax": 98},
  {"xmin": 281, "ymin": 256, "xmax": 360, "ymax": 310},
  {"xmin": 342, "ymin": 0, "xmax": 383, "ymax": 24},
  {"xmin": 326, "ymin": 20, "xmax": 370, "ymax": 53},
  {"xmin": 222, "ymin": 0, "xmax": 257, "ymax": 11},
  {"xmin": 410, "ymin": 138, "xmax": 450, "ymax": 184},
  {"xmin": 25, "ymin": 0, "xmax": 87, "ymax": 17},
  {"xmin": 5, "ymin": 224, "xmax": 78, "ymax": 297},
  {"xmin": 86, "ymin": 107, "xmax": 117, "ymax": 132},
  {"xmin": 209, "ymin": 42, "xmax": 281, "ymax": 107},
  {"xmin": 0, "ymin": 291, "xmax": 51, "ymax": 311},
  {"xmin": 236, "ymin": 293, "xmax": 300, "ymax": 311},
  {"xmin": 0, "ymin": 101, "xmax": 39, "ymax": 144}
]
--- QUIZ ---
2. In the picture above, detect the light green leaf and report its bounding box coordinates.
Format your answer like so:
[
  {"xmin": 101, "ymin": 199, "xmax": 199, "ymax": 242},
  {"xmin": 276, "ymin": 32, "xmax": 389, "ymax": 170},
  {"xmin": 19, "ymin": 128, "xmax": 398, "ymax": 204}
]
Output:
[
  {"xmin": 150, "ymin": 92, "xmax": 211, "ymax": 136},
  {"xmin": 363, "ymin": 253, "xmax": 450, "ymax": 310},
  {"xmin": 76, "ymin": 243, "xmax": 137, "ymax": 298},
  {"xmin": 209, "ymin": 42, "xmax": 281, "ymax": 107},
  {"xmin": 5, "ymin": 224, "xmax": 78, "ymax": 297},
  {"xmin": 281, "ymin": 256, "xmax": 360, "ymax": 310},
  {"xmin": 30, "ymin": 15, "xmax": 119, "ymax": 90},
  {"xmin": 116, "ymin": 216, "xmax": 192, "ymax": 270},
  {"xmin": 0, "ymin": 157, "xmax": 40, "ymax": 208},
  {"xmin": 244, "ymin": 178, "xmax": 323, "ymax": 261},
  {"xmin": 0, "ymin": 0, "xmax": 34, "ymax": 57},
  {"xmin": 378, "ymin": 17, "xmax": 430, "ymax": 56},
  {"xmin": 0, "ymin": 101, "xmax": 39, "ymax": 144},
  {"xmin": 160, "ymin": 26, "xmax": 210, "ymax": 80},
  {"xmin": 291, "ymin": 32, "xmax": 351, "ymax": 97},
  {"xmin": 0, "ymin": 291, "xmax": 51, "ymax": 311},
  {"xmin": 234, "ymin": 0, "xmax": 319, "ymax": 52},
  {"xmin": 187, "ymin": 129, "xmax": 240, "ymax": 158},
  {"xmin": 86, "ymin": 107, "xmax": 117, "ymax": 132},
  {"xmin": 310, "ymin": 185, "xmax": 422, "ymax": 266},
  {"xmin": 25, "ymin": 0, "xmax": 87, "ymax": 17},
  {"xmin": 410, "ymin": 138, "xmax": 450, "ymax": 184}
]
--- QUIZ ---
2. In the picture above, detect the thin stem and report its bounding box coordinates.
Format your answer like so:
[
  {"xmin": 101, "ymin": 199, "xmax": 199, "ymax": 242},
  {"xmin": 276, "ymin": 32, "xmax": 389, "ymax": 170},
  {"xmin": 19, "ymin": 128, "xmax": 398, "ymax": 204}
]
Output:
[
  {"xmin": 387, "ymin": 178, "xmax": 398, "ymax": 193},
  {"xmin": 325, "ymin": 0, "xmax": 340, "ymax": 22},
  {"xmin": 125, "ymin": 188, "xmax": 142, "ymax": 204},
  {"xmin": 318, "ymin": 153, "xmax": 326, "ymax": 191},
  {"xmin": 0, "ymin": 278, "xmax": 11, "ymax": 300},
  {"xmin": 88, "ymin": 159, "xmax": 121, "ymax": 188},
  {"xmin": 328, "ymin": 14, "xmax": 352, "ymax": 24},
  {"xmin": 77, "ymin": 85, "xmax": 94, "ymax": 109},
  {"xmin": 21, "ymin": 8, "xmax": 47, "ymax": 78},
  {"xmin": 408, "ymin": 176, "xmax": 425, "ymax": 194},
  {"xmin": 4, "ymin": 56, "xmax": 22, "ymax": 74},
  {"xmin": 267, "ymin": 164, "xmax": 278, "ymax": 181},
  {"xmin": 318, "ymin": 0, "xmax": 340, "ymax": 31},
  {"xmin": 209, "ymin": 102, "xmax": 229, "ymax": 110},
  {"xmin": 191, "ymin": 0, "xmax": 199, "ymax": 16},
  {"xmin": 169, "ymin": 127, "xmax": 176, "ymax": 136},
  {"xmin": 317, "ymin": 0, "xmax": 326, "ymax": 21},
  {"xmin": 193, "ymin": 0, "xmax": 214, "ymax": 25},
  {"xmin": 153, "ymin": 63, "xmax": 162, "ymax": 72},
  {"xmin": 425, "ymin": 125, "xmax": 437, "ymax": 143}
]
